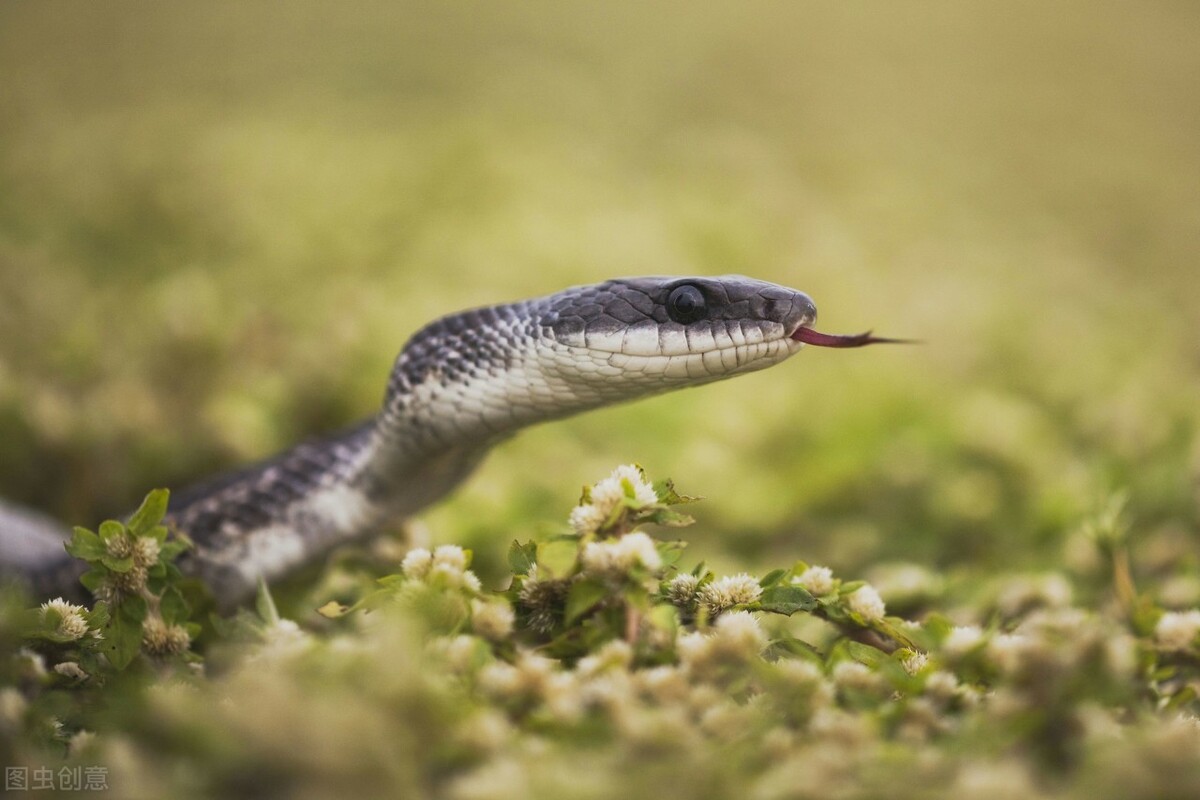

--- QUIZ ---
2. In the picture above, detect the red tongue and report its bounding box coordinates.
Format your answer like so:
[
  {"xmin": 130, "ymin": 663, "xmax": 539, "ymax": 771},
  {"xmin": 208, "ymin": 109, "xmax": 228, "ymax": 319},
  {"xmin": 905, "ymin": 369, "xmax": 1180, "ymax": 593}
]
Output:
[{"xmin": 791, "ymin": 327, "xmax": 915, "ymax": 348}]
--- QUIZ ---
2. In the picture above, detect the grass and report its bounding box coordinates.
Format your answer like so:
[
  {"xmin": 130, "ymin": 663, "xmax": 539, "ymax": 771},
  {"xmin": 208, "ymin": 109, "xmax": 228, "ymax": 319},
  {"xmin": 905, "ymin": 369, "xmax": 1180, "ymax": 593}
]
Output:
[{"xmin": 1, "ymin": 2, "xmax": 1199, "ymax": 797}]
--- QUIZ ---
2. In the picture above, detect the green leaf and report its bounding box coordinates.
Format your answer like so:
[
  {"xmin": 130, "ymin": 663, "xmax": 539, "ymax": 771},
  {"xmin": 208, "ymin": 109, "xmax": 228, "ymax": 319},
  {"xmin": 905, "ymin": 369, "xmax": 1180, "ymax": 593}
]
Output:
[
  {"xmin": 758, "ymin": 584, "xmax": 817, "ymax": 616},
  {"xmin": 101, "ymin": 554, "xmax": 134, "ymax": 573},
  {"xmin": 637, "ymin": 507, "xmax": 695, "ymax": 528},
  {"xmin": 255, "ymin": 578, "xmax": 280, "ymax": 626},
  {"xmin": 838, "ymin": 580, "xmax": 867, "ymax": 595},
  {"xmin": 146, "ymin": 525, "xmax": 170, "ymax": 544},
  {"xmin": 653, "ymin": 479, "xmax": 701, "ymax": 506},
  {"xmin": 85, "ymin": 602, "xmax": 111, "ymax": 630},
  {"xmin": 507, "ymin": 540, "xmax": 538, "ymax": 575},
  {"xmin": 103, "ymin": 612, "xmax": 144, "ymax": 671},
  {"xmin": 538, "ymin": 540, "xmax": 577, "ymax": 578},
  {"xmin": 160, "ymin": 586, "xmax": 190, "ymax": 625},
  {"xmin": 844, "ymin": 640, "xmax": 888, "ymax": 668},
  {"xmin": 159, "ymin": 540, "xmax": 190, "ymax": 562},
  {"xmin": 127, "ymin": 488, "xmax": 170, "ymax": 536},
  {"xmin": 655, "ymin": 540, "xmax": 687, "ymax": 569},
  {"xmin": 759, "ymin": 569, "xmax": 788, "ymax": 589},
  {"xmin": 565, "ymin": 578, "xmax": 609, "ymax": 624},
  {"xmin": 99, "ymin": 520, "xmax": 125, "ymax": 543},
  {"xmin": 121, "ymin": 594, "xmax": 148, "ymax": 623},
  {"xmin": 79, "ymin": 567, "xmax": 108, "ymax": 594},
  {"xmin": 65, "ymin": 527, "xmax": 106, "ymax": 561}
]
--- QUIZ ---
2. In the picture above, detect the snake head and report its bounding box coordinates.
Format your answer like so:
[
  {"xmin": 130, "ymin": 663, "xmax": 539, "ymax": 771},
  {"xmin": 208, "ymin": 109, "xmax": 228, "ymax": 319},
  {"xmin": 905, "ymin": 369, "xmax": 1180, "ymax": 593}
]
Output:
[{"xmin": 535, "ymin": 275, "xmax": 819, "ymax": 390}]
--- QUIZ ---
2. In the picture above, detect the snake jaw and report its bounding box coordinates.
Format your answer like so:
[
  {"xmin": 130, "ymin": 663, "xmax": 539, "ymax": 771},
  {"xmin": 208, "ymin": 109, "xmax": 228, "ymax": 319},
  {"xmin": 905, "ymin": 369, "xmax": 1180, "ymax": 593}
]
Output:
[{"xmin": 790, "ymin": 325, "xmax": 916, "ymax": 348}]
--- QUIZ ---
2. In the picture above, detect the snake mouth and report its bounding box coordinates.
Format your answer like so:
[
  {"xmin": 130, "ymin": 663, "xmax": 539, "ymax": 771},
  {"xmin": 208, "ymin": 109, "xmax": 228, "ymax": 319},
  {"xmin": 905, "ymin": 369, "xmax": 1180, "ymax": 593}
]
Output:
[{"xmin": 790, "ymin": 323, "xmax": 916, "ymax": 348}]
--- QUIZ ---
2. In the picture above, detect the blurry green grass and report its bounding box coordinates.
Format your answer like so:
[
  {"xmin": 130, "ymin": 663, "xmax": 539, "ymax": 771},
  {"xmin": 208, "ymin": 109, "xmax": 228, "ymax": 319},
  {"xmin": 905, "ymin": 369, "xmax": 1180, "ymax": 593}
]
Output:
[{"xmin": 0, "ymin": 1, "xmax": 1197, "ymax": 590}]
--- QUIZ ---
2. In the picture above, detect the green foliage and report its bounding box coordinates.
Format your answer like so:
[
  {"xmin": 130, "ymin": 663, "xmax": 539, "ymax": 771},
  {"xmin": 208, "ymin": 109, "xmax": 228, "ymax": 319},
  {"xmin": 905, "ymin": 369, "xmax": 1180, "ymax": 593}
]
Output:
[
  {"xmin": 23, "ymin": 489, "xmax": 200, "ymax": 685},
  {"xmin": 4, "ymin": 467, "xmax": 1200, "ymax": 798}
]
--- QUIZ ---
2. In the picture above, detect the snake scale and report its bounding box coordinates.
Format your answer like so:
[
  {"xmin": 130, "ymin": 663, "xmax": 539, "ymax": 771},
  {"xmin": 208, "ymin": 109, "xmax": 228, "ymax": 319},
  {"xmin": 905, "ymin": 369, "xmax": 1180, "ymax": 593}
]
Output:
[{"xmin": 0, "ymin": 275, "xmax": 890, "ymax": 610}]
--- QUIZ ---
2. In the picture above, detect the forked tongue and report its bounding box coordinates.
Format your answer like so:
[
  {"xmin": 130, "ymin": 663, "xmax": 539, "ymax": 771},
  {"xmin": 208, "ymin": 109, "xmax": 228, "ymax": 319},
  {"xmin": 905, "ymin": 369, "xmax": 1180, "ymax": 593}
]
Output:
[{"xmin": 791, "ymin": 326, "xmax": 916, "ymax": 348}]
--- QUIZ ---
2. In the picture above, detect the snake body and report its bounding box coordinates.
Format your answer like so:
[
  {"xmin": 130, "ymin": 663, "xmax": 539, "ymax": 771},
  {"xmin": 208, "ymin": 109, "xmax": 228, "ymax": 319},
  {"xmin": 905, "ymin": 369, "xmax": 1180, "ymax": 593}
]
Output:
[{"xmin": 1, "ymin": 276, "xmax": 817, "ymax": 608}]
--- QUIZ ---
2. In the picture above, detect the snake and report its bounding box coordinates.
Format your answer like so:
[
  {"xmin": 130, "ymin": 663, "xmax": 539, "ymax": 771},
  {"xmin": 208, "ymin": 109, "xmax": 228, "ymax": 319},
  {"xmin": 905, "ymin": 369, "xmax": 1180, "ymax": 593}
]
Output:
[{"xmin": 0, "ymin": 275, "xmax": 901, "ymax": 609}]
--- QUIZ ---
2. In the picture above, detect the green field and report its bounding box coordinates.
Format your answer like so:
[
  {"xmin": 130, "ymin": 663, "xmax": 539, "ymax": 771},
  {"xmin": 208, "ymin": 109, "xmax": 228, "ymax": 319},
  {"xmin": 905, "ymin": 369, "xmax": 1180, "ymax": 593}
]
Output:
[{"xmin": 2, "ymin": 3, "xmax": 1199, "ymax": 798}]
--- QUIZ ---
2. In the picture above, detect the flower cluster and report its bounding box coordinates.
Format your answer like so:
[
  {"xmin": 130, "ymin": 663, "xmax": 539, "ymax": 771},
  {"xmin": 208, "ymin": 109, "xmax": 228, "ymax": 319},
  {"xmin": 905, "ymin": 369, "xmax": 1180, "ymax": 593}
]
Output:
[
  {"xmin": 402, "ymin": 544, "xmax": 483, "ymax": 592},
  {"xmin": 40, "ymin": 598, "xmax": 92, "ymax": 641},
  {"xmin": 580, "ymin": 531, "xmax": 663, "ymax": 579},
  {"xmin": 568, "ymin": 464, "xmax": 659, "ymax": 535}
]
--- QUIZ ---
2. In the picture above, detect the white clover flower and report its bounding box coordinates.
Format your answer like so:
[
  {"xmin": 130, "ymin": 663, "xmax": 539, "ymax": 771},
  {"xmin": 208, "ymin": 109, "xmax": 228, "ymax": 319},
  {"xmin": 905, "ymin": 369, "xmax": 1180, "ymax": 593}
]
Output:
[
  {"xmin": 608, "ymin": 464, "xmax": 659, "ymax": 506},
  {"xmin": 923, "ymin": 670, "xmax": 960, "ymax": 700},
  {"xmin": 633, "ymin": 665, "xmax": 690, "ymax": 704},
  {"xmin": 142, "ymin": 616, "xmax": 191, "ymax": 656},
  {"xmin": 711, "ymin": 610, "xmax": 768, "ymax": 657},
  {"xmin": 543, "ymin": 672, "xmax": 585, "ymax": 723},
  {"xmin": 40, "ymin": 598, "xmax": 89, "ymax": 641},
  {"xmin": 569, "ymin": 464, "xmax": 658, "ymax": 534},
  {"xmin": 477, "ymin": 661, "xmax": 523, "ymax": 698},
  {"xmin": 580, "ymin": 531, "xmax": 662, "ymax": 579},
  {"xmin": 793, "ymin": 565, "xmax": 835, "ymax": 596},
  {"xmin": 942, "ymin": 624, "xmax": 986, "ymax": 657},
  {"xmin": 0, "ymin": 687, "xmax": 28, "ymax": 728},
  {"xmin": 902, "ymin": 651, "xmax": 930, "ymax": 676},
  {"xmin": 53, "ymin": 662, "xmax": 88, "ymax": 681},
  {"xmin": 433, "ymin": 635, "xmax": 485, "ymax": 673},
  {"xmin": 698, "ymin": 573, "xmax": 762, "ymax": 615},
  {"xmin": 249, "ymin": 619, "xmax": 312, "ymax": 663},
  {"xmin": 462, "ymin": 571, "xmax": 483, "ymax": 593},
  {"xmin": 401, "ymin": 547, "xmax": 433, "ymax": 580},
  {"xmin": 576, "ymin": 640, "xmax": 633, "ymax": 677},
  {"xmin": 666, "ymin": 573, "xmax": 701, "ymax": 608},
  {"xmin": 675, "ymin": 630, "xmax": 712, "ymax": 669},
  {"xmin": 831, "ymin": 661, "xmax": 878, "ymax": 692},
  {"xmin": 569, "ymin": 503, "xmax": 609, "ymax": 535},
  {"xmin": 105, "ymin": 534, "xmax": 132, "ymax": 559},
  {"xmin": 131, "ymin": 536, "xmax": 161, "ymax": 568},
  {"xmin": 845, "ymin": 584, "xmax": 886, "ymax": 622},
  {"xmin": 1156, "ymin": 610, "xmax": 1200, "ymax": 651},
  {"xmin": 471, "ymin": 599, "xmax": 515, "ymax": 641},
  {"xmin": 433, "ymin": 544, "xmax": 468, "ymax": 571}
]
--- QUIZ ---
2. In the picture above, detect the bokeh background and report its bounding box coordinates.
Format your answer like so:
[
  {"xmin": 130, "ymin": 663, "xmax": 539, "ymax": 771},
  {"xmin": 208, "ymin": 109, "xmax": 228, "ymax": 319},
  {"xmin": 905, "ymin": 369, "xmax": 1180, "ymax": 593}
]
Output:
[{"xmin": 2, "ymin": 2, "xmax": 1197, "ymax": 592}]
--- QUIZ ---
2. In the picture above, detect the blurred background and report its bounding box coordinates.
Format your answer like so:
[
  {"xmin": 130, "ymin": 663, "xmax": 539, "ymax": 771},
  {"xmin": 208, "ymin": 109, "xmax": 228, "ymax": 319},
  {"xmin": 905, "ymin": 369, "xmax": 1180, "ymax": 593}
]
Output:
[{"xmin": 1, "ymin": 1, "xmax": 1197, "ymax": 592}]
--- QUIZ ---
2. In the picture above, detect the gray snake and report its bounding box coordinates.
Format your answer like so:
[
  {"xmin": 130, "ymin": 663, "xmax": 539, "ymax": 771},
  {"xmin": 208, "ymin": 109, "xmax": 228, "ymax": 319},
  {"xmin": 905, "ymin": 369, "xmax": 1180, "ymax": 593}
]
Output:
[{"xmin": 0, "ymin": 275, "xmax": 836, "ymax": 609}]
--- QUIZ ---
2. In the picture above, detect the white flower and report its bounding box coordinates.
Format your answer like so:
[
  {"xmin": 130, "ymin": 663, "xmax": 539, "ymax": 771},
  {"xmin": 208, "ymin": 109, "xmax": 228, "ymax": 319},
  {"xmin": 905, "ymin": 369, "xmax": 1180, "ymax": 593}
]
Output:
[
  {"xmin": 831, "ymin": 661, "xmax": 879, "ymax": 692},
  {"xmin": 1156, "ymin": 610, "xmax": 1200, "ymax": 651},
  {"xmin": 711, "ymin": 611, "xmax": 768, "ymax": 656},
  {"xmin": 471, "ymin": 599, "xmax": 515, "ymax": 641},
  {"xmin": 433, "ymin": 544, "xmax": 468, "ymax": 571},
  {"xmin": 131, "ymin": 536, "xmax": 161, "ymax": 568},
  {"xmin": 942, "ymin": 625, "xmax": 986, "ymax": 656},
  {"xmin": 576, "ymin": 640, "xmax": 633, "ymax": 677},
  {"xmin": 580, "ymin": 531, "xmax": 662, "ymax": 578},
  {"xmin": 845, "ymin": 585, "xmax": 886, "ymax": 622},
  {"xmin": 666, "ymin": 573, "xmax": 701, "ymax": 608},
  {"xmin": 401, "ymin": 548, "xmax": 433, "ymax": 580},
  {"xmin": 569, "ymin": 503, "xmax": 608, "ymax": 535},
  {"xmin": 793, "ymin": 565, "xmax": 835, "ymax": 596},
  {"xmin": 403, "ymin": 544, "xmax": 481, "ymax": 592},
  {"xmin": 698, "ymin": 573, "xmax": 762, "ymax": 615},
  {"xmin": 40, "ymin": 598, "xmax": 89, "ymax": 641},
  {"xmin": 53, "ymin": 662, "xmax": 89, "ymax": 681},
  {"xmin": 902, "ymin": 651, "xmax": 930, "ymax": 675},
  {"xmin": 569, "ymin": 464, "xmax": 658, "ymax": 534}
]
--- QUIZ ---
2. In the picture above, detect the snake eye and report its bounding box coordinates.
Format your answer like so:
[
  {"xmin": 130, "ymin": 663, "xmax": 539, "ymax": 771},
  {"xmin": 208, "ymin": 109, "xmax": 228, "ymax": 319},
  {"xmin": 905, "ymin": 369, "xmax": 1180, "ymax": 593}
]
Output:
[{"xmin": 666, "ymin": 284, "xmax": 707, "ymax": 323}]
